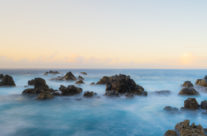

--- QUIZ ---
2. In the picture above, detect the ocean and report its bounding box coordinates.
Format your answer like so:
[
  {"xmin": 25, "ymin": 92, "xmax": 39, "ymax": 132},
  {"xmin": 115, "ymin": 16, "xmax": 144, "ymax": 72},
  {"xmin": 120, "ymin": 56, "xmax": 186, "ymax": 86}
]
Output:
[{"xmin": 0, "ymin": 69, "xmax": 207, "ymax": 136}]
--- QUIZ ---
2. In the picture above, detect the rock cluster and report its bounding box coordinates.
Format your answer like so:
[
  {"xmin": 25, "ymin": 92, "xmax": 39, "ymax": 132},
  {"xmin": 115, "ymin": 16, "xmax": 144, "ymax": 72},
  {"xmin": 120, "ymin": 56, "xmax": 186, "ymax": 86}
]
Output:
[
  {"xmin": 179, "ymin": 81, "xmax": 199, "ymax": 96},
  {"xmin": 97, "ymin": 74, "xmax": 147, "ymax": 97},
  {"xmin": 0, "ymin": 74, "xmax": 16, "ymax": 86},
  {"xmin": 44, "ymin": 70, "xmax": 60, "ymax": 75},
  {"xmin": 52, "ymin": 72, "xmax": 77, "ymax": 81},
  {"xmin": 164, "ymin": 120, "xmax": 206, "ymax": 136}
]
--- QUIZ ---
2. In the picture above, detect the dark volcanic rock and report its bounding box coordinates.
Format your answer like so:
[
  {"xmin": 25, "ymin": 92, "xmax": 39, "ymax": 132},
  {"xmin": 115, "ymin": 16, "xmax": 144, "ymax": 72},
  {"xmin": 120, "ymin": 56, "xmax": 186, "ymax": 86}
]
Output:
[
  {"xmin": 83, "ymin": 91, "xmax": 97, "ymax": 98},
  {"xmin": 184, "ymin": 98, "xmax": 199, "ymax": 110},
  {"xmin": 28, "ymin": 78, "xmax": 49, "ymax": 89},
  {"xmin": 81, "ymin": 72, "xmax": 87, "ymax": 75},
  {"xmin": 164, "ymin": 130, "xmax": 177, "ymax": 136},
  {"xmin": 78, "ymin": 76, "xmax": 84, "ymax": 80},
  {"xmin": 98, "ymin": 74, "xmax": 147, "ymax": 96},
  {"xmin": 164, "ymin": 106, "xmax": 179, "ymax": 113},
  {"xmin": 44, "ymin": 70, "xmax": 59, "ymax": 75},
  {"xmin": 182, "ymin": 81, "xmax": 193, "ymax": 88},
  {"xmin": 201, "ymin": 100, "xmax": 207, "ymax": 110},
  {"xmin": 52, "ymin": 72, "xmax": 77, "ymax": 81},
  {"xmin": 0, "ymin": 75, "xmax": 16, "ymax": 86},
  {"xmin": 196, "ymin": 79, "xmax": 207, "ymax": 87},
  {"xmin": 165, "ymin": 120, "xmax": 206, "ymax": 136},
  {"xmin": 59, "ymin": 85, "xmax": 82, "ymax": 96},
  {"xmin": 179, "ymin": 87, "xmax": 199, "ymax": 96},
  {"xmin": 75, "ymin": 80, "xmax": 84, "ymax": 84},
  {"xmin": 37, "ymin": 92, "xmax": 54, "ymax": 100},
  {"xmin": 152, "ymin": 90, "xmax": 171, "ymax": 95}
]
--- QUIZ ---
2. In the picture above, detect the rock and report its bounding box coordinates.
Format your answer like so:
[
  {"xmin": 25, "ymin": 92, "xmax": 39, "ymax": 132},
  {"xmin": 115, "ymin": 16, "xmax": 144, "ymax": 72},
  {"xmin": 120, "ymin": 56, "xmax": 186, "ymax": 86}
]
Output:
[
  {"xmin": 83, "ymin": 91, "xmax": 97, "ymax": 98},
  {"xmin": 0, "ymin": 75, "xmax": 16, "ymax": 86},
  {"xmin": 52, "ymin": 72, "xmax": 76, "ymax": 81},
  {"xmin": 59, "ymin": 85, "xmax": 82, "ymax": 96},
  {"xmin": 184, "ymin": 98, "xmax": 199, "ymax": 110},
  {"xmin": 78, "ymin": 76, "xmax": 84, "ymax": 80},
  {"xmin": 201, "ymin": 100, "xmax": 207, "ymax": 110},
  {"xmin": 76, "ymin": 80, "xmax": 84, "ymax": 84},
  {"xmin": 164, "ymin": 106, "xmax": 179, "ymax": 113},
  {"xmin": 179, "ymin": 87, "xmax": 199, "ymax": 96},
  {"xmin": 44, "ymin": 70, "xmax": 59, "ymax": 75},
  {"xmin": 152, "ymin": 90, "xmax": 171, "ymax": 95},
  {"xmin": 175, "ymin": 120, "xmax": 205, "ymax": 136},
  {"xmin": 37, "ymin": 92, "xmax": 54, "ymax": 100},
  {"xmin": 81, "ymin": 72, "xmax": 87, "ymax": 75},
  {"xmin": 182, "ymin": 81, "xmax": 193, "ymax": 88},
  {"xmin": 90, "ymin": 82, "xmax": 95, "ymax": 85},
  {"xmin": 0, "ymin": 74, "xmax": 3, "ymax": 79},
  {"xmin": 28, "ymin": 78, "xmax": 49, "ymax": 89},
  {"xmin": 196, "ymin": 79, "xmax": 207, "ymax": 87},
  {"xmin": 164, "ymin": 130, "xmax": 178, "ymax": 136},
  {"xmin": 98, "ymin": 74, "xmax": 147, "ymax": 96}
]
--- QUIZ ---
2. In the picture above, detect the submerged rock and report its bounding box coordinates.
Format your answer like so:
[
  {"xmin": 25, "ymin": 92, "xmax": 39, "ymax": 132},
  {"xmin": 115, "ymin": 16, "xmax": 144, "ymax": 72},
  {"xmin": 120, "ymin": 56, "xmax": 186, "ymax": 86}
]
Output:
[
  {"xmin": 182, "ymin": 81, "xmax": 193, "ymax": 88},
  {"xmin": 44, "ymin": 70, "xmax": 59, "ymax": 75},
  {"xmin": 59, "ymin": 85, "xmax": 82, "ymax": 96},
  {"xmin": 201, "ymin": 100, "xmax": 207, "ymax": 110},
  {"xmin": 83, "ymin": 91, "xmax": 97, "ymax": 98},
  {"xmin": 0, "ymin": 75, "xmax": 16, "ymax": 86},
  {"xmin": 52, "ymin": 72, "xmax": 77, "ymax": 81},
  {"xmin": 81, "ymin": 72, "xmax": 87, "ymax": 75},
  {"xmin": 75, "ymin": 80, "xmax": 84, "ymax": 84},
  {"xmin": 98, "ymin": 74, "xmax": 147, "ymax": 97},
  {"xmin": 179, "ymin": 87, "xmax": 199, "ymax": 96},
  {"xmin": 183, "ymin": 98, "xmax": 199, "ymax": 110},
  {"xmin": 165, "ymin": 120, "xmax": 206, "ymax": 136},
  {"xmin": 164, "ymin": 106, "xmax": 179, "ymax": 113},
  {"xmin": 152, "ymin": 90, "xmax": 171, "ymax": 95}
]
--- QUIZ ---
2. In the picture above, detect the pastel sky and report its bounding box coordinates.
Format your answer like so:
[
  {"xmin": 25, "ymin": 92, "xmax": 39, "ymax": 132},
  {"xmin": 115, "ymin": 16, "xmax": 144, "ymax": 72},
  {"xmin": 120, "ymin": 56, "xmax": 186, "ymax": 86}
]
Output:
[{"xmin": 0, "ymin": 0, "xmax": 207, "ymax": 69}]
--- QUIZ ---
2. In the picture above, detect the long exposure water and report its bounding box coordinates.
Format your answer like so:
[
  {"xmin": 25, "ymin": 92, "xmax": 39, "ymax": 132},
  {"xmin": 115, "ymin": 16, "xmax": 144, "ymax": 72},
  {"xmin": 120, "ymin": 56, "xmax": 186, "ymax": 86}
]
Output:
[{"xmin": 0, "ymin": 69, "xmax": 207, "ymax": 136}]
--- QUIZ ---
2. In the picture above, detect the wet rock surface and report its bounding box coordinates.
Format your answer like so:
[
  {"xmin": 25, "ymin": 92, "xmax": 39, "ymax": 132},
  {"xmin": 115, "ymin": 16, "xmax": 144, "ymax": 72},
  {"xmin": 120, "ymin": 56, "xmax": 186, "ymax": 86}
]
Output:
[
  {"xmin": 183, "ymin": 98, "xmax": 199, "ymax": 110},
  {"xmin": 44, "ymin": 70, "xmax": 59, "ymax": 75},
  {"xmin": 182, "ymin": 81, "xmax": 193, "ymax": 88},
  {"xmin": 98, "ymin": 74, "xmax": 147, "ymax": 96},
  {"xmin": 52, "ymin": 72, "xmax": 77, "ymax": 81},
  {"xmin": 0, "ymin": 74, "xmax": 16, "ymax": 86},
  {"xmin": 59, "ymin": 85, "xmax": 82, "ymax": 96},
  {"xmin": 165, "ymin": 120, "xmax": 206, "ymax": 136},
  {"xmin": 179, "ymin": 87, "xmax": 199, "ymax": 96},
  {"xmin": 83, "ymin": 91, "xmax": 97, "ymax": 98}
]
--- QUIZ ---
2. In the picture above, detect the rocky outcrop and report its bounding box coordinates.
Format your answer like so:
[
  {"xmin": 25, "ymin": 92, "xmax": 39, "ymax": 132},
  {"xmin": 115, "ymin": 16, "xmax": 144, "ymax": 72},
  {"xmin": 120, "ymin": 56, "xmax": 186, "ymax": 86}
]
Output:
[
  {"xmin": 27, "ymin": 78, "xmax": 49, "ymax": 89},
  {"xmin": 59, "ymin": 85, "xmax": 82, "ymax": 96},
  {"xmin": 81, "ymin": 72, "xmax": 87, "ymax": 75},
  {"xmin": 76, "ymin": 80, "xmax": 84, "ymax": 84},
  {"xmin": 44, "ymin": 70, "xmax": 59, "ymax": 75},
  {"xmin": 83, "ymin": 91, "xmax": 97, "ymax": 98},
  {"xmin": 182, "ymin": 81, "xmax": 193, "ymax": 88},
  {"xmin": 78, "ymin": 76, "xmax": 84, "ymax": 80},
  {"xmin": 52, "ymin": 72, "xmax": 77, "ymax": 81},
  {"xmin": 179, "ymin": 87, "xmax": 199, "ymax": 96},
  {"xmin": 152, "ymin": 90, "xmax": 171, "ymax": 95},
  {"xmin": 201, "ymin": 100, "xmax": 207, "ymax": 110},
  {"xmin": 164, "ymin": 106, "xmax": 179, "ymax": 113},
  {"xmin": 183, "ymin": 98, "xmax": 199, "ymax": 110},
  {"xmin": 0, "ymin": 74, "xmax": 16, "ymax": 86},
  {"xmin": 196, "ymin": 76, "xmax": 207, "ymax": 87},
  {"xmin": 164, "ymin": 120, "xmax": 206, "ymax": 136},
  {"xmin": 97, "ymin": 74, "xmax": 147, "ymax": 97}
]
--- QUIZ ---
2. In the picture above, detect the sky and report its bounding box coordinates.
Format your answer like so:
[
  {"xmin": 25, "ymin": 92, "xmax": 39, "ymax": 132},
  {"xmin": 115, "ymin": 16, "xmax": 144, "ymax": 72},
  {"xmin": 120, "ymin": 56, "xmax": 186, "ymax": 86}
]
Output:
[{"xmin": 0, "ymin": 0, "xmax": 207, "ymax": 69}]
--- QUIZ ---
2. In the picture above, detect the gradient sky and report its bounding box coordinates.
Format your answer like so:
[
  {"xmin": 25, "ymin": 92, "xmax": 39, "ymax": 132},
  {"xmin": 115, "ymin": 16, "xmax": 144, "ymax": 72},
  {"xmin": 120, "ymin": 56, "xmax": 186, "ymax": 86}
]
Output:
[{"xmin": 0, "ymin": 0, "xmax": 207, "ymax": 69}]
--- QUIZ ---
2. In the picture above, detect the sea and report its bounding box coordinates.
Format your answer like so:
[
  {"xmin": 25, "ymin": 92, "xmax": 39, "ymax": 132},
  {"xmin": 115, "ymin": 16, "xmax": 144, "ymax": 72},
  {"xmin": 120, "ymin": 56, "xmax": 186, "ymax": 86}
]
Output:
[{"xmin": 0, "ymin": 69, "xmax": 207, "ymax": 136}]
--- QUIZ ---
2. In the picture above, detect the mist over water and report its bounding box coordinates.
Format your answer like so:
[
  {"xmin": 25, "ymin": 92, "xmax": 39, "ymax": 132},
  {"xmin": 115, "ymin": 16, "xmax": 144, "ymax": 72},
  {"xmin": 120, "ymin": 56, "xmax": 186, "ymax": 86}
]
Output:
[{"xmin": 0, "ymin": 69, "xmax": 207, "ymax": 136}]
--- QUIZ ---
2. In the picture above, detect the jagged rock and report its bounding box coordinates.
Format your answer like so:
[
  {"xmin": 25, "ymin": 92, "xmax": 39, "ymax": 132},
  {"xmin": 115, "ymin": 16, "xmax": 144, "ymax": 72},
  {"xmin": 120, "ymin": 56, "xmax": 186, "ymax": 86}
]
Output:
[
  {"xmin": 76, "ymin": 80, "xmax": 84, "ymax": 84},
  {"xmin": 98, "ymin": 74, "xmax": 147, "ymax": 96},
  {"xmin": 78, "ymin": 76, "xmax": 84, "ymax": 80},
  {"xmin": 201, "ymin": 100, "xmax": 207, "ymax": 110},
  {"xmin": 196, "ymin": 79, "xmax": 207, "ymax": 87},
  {"xmin": 83, "ymin": 91, "xmax": 97, "ymax": 98},
  {"xmin": 164, "ymin": 130, "xmax": 178, "ymax": 136},
  {"xmin": 0, "ymin": 75, "xmax": 16, "ymax": 86},
  {"xmin": 152, "ymin": 90, "xmax": 171, "ymax": 95},
  {"xmin": 164, "ymin": 106, "xmax": 179, "ymax": 113},
  {"xmin": 52, "ymin": 72, "xmax": 76, "ymax": 81},
  {"xmin": 90, "ymin": 82, "xmax": 95, "ymax": 85},
  {"xmin": 175, "ymin": 120, "xmax": 205, "ymax": 136},
  {"xmin": 183, "ymin": 98, "xmax": 199, "ymax": 110},
  {"xmin": 182, "ymin": 81, "xmax": 193, "ymax": 88},
  {"xmin": 44, "ymin": 70, "xmax": 59, "ymax": 75},
  {"xmin": 37, "ymin": 92, "xmax": 54, "ymax": 100},
  {"xmin": 81, "ymin": 72, "xmax": 87, "ymax": 75},
  {"xmin": 59, "ymin": 85, "xmax": 82, "ymax": 96},
  {"xmin": 179, "ymin": 87, "xmax": 199, "ymax": 96}
]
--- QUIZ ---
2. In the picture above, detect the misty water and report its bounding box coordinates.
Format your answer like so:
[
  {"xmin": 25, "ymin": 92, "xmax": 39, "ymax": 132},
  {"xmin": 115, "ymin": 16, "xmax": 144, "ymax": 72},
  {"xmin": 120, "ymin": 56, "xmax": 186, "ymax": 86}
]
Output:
[{"xmin": 0, "ymin": 69, "xmax": 207, "ymax": 136}]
